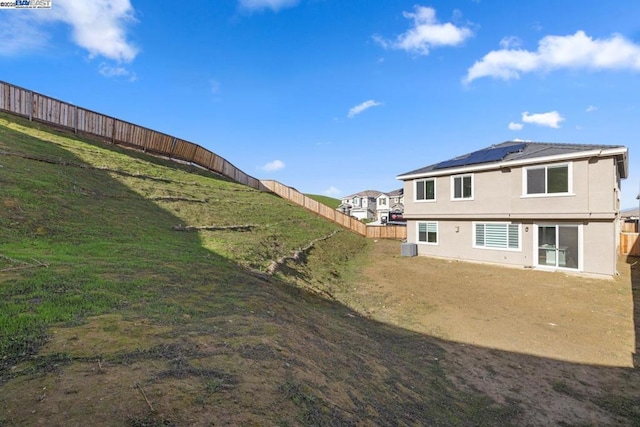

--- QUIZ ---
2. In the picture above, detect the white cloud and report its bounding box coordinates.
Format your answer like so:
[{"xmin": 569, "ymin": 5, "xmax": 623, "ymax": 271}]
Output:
[
  {"xmin": 0, "ymin": 0, "xmax": 138, "ymax": 69},
  {"xmin": 508, "ymin": 122, "xmax": 523, "ymax": 130},
  {"xmin": 374, "ymin": 5, "xmax": 473, "ymax": 55},
  {"xmin": 586, "ymin": 105, "xmax": 598, "ymax": 112},
  {"xmin": 323, "ymin": 186, "xmax": 341, "ymax": 197},
  {"xmin": 261, "ymin": 160, "xmax": 285, "ymax": 172},
  {"xmin": 499, "ymin": 36, "xmax": 522, "ymax": 49},
  {"xmin": 465, "ymin": 31, "xmax": 640, "ymax": 83},
  {"xmin": 238, "ymin": 0, "xmax": 299, "ymax": 11},
  {"xmin": 53, "ymin": 0, "xmax": 139, "ymax": 62},
  {"xmin": 98, "ymin": 64, "xmax": 137, "ymax": 81},
  {"xmin": 348, "ymin": 100, "xmax": 382, "ymax": 118},
  {"xmin": 521, "ymin": 111, "xmax": 565, "ymax": 128}
]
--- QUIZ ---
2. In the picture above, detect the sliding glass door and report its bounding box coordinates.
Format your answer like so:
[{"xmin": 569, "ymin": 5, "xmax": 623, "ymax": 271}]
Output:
[{"xmin": 537, "ymin": 225, "xmax": 580, "ymax": 269}]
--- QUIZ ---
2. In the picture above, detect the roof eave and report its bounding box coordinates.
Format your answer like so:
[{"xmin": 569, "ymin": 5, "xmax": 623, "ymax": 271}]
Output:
[{"xmin": 396, "ymin": 146, "xmax": 628, "ymax": 181}]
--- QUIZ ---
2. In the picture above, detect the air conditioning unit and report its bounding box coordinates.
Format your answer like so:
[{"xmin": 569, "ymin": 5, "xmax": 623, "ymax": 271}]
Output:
[{"xmin": 401, "ymin": 242, "xmax": 417, "ymax": 257}]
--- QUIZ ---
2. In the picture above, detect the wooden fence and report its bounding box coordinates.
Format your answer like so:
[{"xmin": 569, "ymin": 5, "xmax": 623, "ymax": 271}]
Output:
[
  {"xmin": 0, "ymin": 81, "xmax": 405, "ymax": 240},
  {"xmin": 365, "ymin": 225, "xmax": 407, "ymax": 239},
  {"xmin": 260, "ymin": 180, "xmax": 406, "ymax": 239},
  {"xmin": 0, "ymin": 80, "xmax": 266, "ymax": 192},
  {"xmin": 620, "ymin": 233, "xmax": 640, "ymax": 256},
  {"xmin": 621, "ymin": 221, "xmax": 638, "ymax": 233}
]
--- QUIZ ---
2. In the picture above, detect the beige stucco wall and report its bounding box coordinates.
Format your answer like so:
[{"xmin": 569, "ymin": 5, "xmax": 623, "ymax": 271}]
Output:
[
  {"xmin": 407, "ymin": 219, "xmax": 534, "ymax": 267},
  {"xmin": 407, "ymin": 219, "xmax": 617, "ymax": 276},
  {"xmin": 403, "ymin": 157, "xmax": 619, "ymax": 220},
  {"xmin": 402, "ymin": 155, "xmax": 622, "ymax": 276}
]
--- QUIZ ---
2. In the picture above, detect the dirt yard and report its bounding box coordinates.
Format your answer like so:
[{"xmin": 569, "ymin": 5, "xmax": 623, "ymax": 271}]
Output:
[{"xmin": 351, "ymin": 239, "xmax": 640, "ymax": 426}]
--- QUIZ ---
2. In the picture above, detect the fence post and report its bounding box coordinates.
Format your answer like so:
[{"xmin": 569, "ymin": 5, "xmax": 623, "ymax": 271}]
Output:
[
  {"xmin": 73, "ymin": 106, "xmax": 78, "ymax": 134},
  {"xmin": 28, "ymin": 91, "xmax": 33, "ymax": 121}
]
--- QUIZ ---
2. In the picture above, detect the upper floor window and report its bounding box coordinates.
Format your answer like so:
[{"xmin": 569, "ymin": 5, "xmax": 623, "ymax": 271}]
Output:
[
  {"xmin": 524, "ymin": 163, "xmax": 571, "ymax": 196},
  {"xmin": 415, "ymin": 178, "xmax": 435, "ymax": 201},
  {"xmin": 452, "ymin": 174, "xmax": 473, "ymax": 200},
  {"xmin": 378, "ymin": 197, "xmax": 387, "ymax": 206},
  {"xmin": 353, "ymin": 198, "xmax": 360, "ymax": 206}
]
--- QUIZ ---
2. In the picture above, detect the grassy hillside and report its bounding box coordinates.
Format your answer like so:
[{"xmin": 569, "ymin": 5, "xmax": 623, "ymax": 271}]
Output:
[
  {"xmin": 305, "ymin": 194, "xmax": 341, "ymax": 209},
  {"xmin": 0, "ymin": 113, "xmax": 515, "ymax": 425}
]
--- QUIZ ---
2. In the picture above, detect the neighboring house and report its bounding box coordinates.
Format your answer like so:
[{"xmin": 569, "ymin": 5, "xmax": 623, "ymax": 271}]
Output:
[
  {"xmin": 376, "ymin": 189, "xmax": 405, "ymax": 223},
  {"xmin": 338, "ymin": 189, "xmax": 405, "ymax": 222},
  {"xmin": 396, "ymin": 141, "xmax": 628, "ymax": 277},
  {"xmin": 337, "ymin": 190, "xmax": 380, "ymax": 221}
]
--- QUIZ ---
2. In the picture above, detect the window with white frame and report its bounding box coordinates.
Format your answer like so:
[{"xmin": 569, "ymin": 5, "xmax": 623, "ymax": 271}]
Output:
[
  {"xmin": 452, "ymin": 174, "xmax": 473, "ymax": 200},
  {"xmin": 415, "ymin": 178, "xmax": 436, "ymax": 201},
  {"xmin": 474, "ymin": 223, "xmax": 520, "ymax": 250},
  {"xmin": 417, "ymin": 221, "xmax": 438, "ymax": 244},
  {"xmin": 378, "ymin": 197, "xmax": 387, "ymax": 206},
  {"xmin": 524, "ymin": 163, "xmax": 570, "ymax": 195}
]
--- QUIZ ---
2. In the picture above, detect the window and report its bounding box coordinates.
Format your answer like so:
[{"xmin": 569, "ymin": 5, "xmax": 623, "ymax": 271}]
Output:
[
  {"xmin": 474, "ymin": 223, "xmax": 520, "ymax": 250},
  {"xmin": 378, "ymin": 197, "xmax": 387, "ymax": 206},
  {"xmin": 525, "ymin": 164, "xmax": 570, "ymax": 195},
  {"xmin": 353, "ymin": 198, "xmax": 360, "ymax": 206},
  {"xmin": 418, "ymin": 222, "xmax": 438, "ymax": 244},
  {"xmin": 452, "ymin": 174, "xmax": 473, "ymax": 200},
  {"xmin": 415, "ymin": 179, "xmax": 436, "ymax": 201}
]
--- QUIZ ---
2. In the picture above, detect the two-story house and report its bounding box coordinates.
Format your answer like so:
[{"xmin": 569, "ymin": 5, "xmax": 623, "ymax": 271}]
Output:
[
  {"xmin": 376, "ymin": 189, "xmax": 405, "ymax": 223},
  {"xmin": 397, "ymin": 141, "xmax": 628, "ymax": 277},
  {"xmin": 337, "ymin": 190, "xmax": 380, "ymax": 221}
]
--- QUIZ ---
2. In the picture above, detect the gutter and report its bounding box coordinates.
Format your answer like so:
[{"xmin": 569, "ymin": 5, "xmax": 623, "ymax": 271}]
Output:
[{"xmin": 396, "ymin": 147, "xmax": 628, "ymax": 181}]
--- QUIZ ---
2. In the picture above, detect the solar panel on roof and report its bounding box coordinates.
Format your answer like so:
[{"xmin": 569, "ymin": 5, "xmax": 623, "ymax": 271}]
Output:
[{"xmin": 434, "ymin": 143, "xmax": 526, "ymax": 170}]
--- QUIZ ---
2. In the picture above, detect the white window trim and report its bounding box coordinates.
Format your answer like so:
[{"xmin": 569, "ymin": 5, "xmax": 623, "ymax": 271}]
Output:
[
  {"xmin": 522, "ymin": 162, "xmax": 574, "ymax": 198},
  {"xmin": 414, "ymin": 178, "xmax": 437, "ymax": 202},
  {"xmin": 451, "ymin": 174, "xmax": 474, "ymax": 201},
  {"xmin": 533, "ymin": 223, "xmax": 583, "ymax": 272},
  {"xmin": 416, "ymin": 221, "xmax": 439, "ymax": 245},
  {"xmin": 472, "ymin": 222, "xmax": 521, "ymax": 252}
]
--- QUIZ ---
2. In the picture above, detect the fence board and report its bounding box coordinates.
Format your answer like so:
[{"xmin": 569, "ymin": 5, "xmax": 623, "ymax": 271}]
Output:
[
  {"xmin": 193, "ymin": 146, "xmax": 213, "ymax": 167},
  {"xmin": 366, "ymin": 225, "xmax": 406, "ymax": 240},
  {"xmin": 621, "ymin": 222, "xmax": 637, "ymax": 233},
  {"xmin": 145, "ymin": 132, "xmax": 173, "ymax": 154},
  {"xmin": 3, "ymin": 85, "xmax": 30, "ymax": 117},
  {"xmin": 620, "ymin": 232, "xmax": 640, "ymax": 256}
]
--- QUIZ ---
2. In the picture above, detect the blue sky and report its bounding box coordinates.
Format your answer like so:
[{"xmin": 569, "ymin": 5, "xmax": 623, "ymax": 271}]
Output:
[{"xmin": 2, "ymin": 0, "xmax": 640, "ymax": 208}]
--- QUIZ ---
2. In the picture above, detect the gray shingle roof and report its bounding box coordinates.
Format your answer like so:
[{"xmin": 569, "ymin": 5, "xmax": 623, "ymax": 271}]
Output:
[
  {"xmin": 344, "ymin": 190, "xmax": 382, "ymax": 199},
  {"xmin": 398, "ymin": 141, "xmax": 626, "ymax": 178}
]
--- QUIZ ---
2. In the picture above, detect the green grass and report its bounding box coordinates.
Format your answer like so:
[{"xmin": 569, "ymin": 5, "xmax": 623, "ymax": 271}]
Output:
[
  {"xmin": 305, "ymin": 193, "xmax": 341, "ymax": 209},
  {"xmin": 0, "ymin": 112, "xmax": 519, "ymax": 425}
]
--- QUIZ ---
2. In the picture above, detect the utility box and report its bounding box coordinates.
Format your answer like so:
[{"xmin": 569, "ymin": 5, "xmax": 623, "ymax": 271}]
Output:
[{"xmin": 401, "ymin": 242, "xmax": 417, "ymax": 257}]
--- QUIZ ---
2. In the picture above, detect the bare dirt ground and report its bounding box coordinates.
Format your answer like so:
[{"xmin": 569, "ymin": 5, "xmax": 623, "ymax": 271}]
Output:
[{"xmin": 351, "ymin": 239, "xmax": 640, "ymax": 426}]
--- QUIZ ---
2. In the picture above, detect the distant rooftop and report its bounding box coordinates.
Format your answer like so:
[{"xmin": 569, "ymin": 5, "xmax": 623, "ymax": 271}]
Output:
[{"xmin": 343, "ymin": 190, "xmax": 382, "ymax": 199}]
